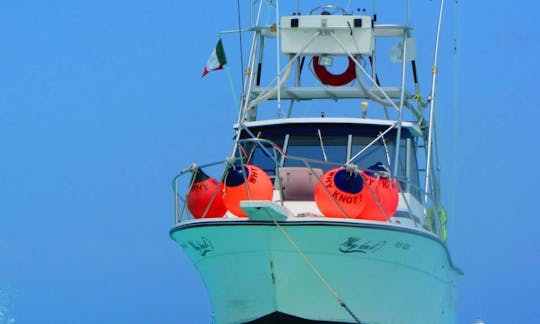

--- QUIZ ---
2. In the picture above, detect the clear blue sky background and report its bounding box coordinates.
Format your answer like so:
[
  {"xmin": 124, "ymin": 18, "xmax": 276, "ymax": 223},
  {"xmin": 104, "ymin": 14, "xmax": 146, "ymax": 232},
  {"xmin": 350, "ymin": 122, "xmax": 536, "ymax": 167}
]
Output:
[{"xmin": 1, "ymin": 1, "xmax": 539, "ymax": 323}]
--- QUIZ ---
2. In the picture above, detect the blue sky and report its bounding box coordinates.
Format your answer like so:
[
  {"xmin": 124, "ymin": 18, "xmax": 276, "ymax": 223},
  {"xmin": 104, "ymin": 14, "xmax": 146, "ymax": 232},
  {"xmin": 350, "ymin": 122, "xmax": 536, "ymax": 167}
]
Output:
[{"xmin": 1, "ymin": 1, "xmax": 539, "ymax": 323}]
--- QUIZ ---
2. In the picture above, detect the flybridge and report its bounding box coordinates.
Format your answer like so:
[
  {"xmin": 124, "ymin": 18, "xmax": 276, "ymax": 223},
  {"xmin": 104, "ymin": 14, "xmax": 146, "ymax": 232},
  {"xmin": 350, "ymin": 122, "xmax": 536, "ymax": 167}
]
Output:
[
  {"xmin": 251, "ymin": 18, "xmax": 413, "ymax": 102},
  {"xmin": 240, "ymin": 8, "xmax": 420, "ymax": 122}
]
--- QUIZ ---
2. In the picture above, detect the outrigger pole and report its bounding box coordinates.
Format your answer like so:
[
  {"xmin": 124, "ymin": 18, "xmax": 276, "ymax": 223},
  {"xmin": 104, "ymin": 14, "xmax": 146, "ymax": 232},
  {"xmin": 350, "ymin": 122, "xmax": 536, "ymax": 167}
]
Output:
[{"xmin": 424, "ymin": 0, "xmax": 445, "ymax": 237}]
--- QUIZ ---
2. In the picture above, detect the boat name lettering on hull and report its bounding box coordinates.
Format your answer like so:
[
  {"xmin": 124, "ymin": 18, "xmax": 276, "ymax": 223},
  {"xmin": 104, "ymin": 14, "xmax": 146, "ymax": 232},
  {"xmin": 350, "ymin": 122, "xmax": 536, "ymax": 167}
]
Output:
[
  {"xmin": 339, "ymin": 237, "xmax": 386, "ymax": 254},
  {"xmin": 182, "ymin": 236, "xmax": 214, "ymax": 256}
]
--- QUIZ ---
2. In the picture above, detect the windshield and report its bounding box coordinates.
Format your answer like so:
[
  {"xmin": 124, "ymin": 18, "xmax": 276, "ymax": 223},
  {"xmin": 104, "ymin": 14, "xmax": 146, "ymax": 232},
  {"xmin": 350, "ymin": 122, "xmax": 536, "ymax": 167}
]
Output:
[{"xmin": 238, "ymin": 123, "xmax": 419, "ymax": 197}]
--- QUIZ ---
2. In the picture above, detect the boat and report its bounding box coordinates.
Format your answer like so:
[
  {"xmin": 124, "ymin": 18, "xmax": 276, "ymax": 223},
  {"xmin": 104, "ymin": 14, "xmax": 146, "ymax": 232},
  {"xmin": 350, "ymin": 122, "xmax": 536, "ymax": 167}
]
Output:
[{"xmin": 170, "ymin": 1, "xmax": 461, "ymax": 323}]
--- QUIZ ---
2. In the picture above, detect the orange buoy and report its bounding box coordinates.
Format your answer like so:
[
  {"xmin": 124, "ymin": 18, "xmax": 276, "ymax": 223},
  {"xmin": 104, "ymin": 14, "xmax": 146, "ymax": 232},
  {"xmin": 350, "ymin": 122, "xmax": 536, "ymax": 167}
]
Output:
[
  {"xmin": 223, "ymin": 164, "xmax": 273, "ymax": 217},
  {"xmin": 360, "ymin": 162, "xmax": 399, "ymax": 221},
  {"xmin": 314, "ymin": 167, "xmax": 368, "ymax": 218},
  {"xmin": 186, "ymin": 168, "xmax": 227, "ymax": 218}
]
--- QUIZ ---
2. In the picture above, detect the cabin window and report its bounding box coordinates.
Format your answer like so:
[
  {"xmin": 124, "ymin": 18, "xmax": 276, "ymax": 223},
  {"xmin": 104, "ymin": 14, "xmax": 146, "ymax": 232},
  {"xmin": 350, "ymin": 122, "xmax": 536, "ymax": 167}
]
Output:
[
  {"xmin": 283, "ymin": 134, "xmax": 347, "ymax": 171},
  {"xmin": 244, "ymin": 136, "xmax": 285, "ymax": 176},
  {"xmin": 350, "ymin": 136, "xmax": 392, "ymax": 170},
  {"xmin": 350, "ymin": 135, "xmax": 420, "ymax": 199},
  {"xmin": 240, "ymin": 126, "xmax": 420, "ymax": 199}
]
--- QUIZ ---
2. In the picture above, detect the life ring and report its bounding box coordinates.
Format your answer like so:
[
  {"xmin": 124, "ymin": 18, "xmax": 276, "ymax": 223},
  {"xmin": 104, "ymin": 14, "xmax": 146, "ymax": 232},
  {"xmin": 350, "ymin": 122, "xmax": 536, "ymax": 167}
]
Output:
[{"xmin": 313, "ymin": 56, "xmax": 356, "ymax": 86}]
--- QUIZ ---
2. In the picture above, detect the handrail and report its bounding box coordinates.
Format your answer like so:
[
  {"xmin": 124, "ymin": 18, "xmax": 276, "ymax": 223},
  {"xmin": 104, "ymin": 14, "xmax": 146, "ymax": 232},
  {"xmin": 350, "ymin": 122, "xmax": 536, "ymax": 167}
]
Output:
[{"xmin": 172, "ymin": 136, "xmax": 442, "ymax": 237}]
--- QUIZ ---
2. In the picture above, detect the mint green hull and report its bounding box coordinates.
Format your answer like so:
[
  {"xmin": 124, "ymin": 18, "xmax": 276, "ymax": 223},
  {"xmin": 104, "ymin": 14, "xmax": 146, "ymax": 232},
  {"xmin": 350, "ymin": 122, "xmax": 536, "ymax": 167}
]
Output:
[{"xmin": 170, "ymin": 219, "xmax": 460, "ymax": 324}]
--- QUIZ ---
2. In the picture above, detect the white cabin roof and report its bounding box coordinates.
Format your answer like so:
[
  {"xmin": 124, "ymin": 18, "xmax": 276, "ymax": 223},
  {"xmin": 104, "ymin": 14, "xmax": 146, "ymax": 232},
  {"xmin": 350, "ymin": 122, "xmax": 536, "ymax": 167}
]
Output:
[{"xmin": 235, "ymin": 117, "xmax": 422, "ymax": 137}]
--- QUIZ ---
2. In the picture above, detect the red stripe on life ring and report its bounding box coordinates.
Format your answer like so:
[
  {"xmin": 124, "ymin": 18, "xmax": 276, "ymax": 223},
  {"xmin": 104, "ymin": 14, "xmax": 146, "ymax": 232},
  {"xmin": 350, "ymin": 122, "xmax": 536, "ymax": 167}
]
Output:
[{"xmin": 313, "ymin": 56, "xmax": 356, "ymax": 86}]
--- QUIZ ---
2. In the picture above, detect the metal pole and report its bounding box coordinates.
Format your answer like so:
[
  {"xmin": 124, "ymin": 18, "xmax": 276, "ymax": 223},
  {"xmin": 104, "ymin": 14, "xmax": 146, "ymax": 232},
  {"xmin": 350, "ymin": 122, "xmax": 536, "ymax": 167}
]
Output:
[
  {"xmin": 232, "ymin": 0, "xmax": 264, "ymax": 157},
  {"xmin": 424, "ymin": 0, "xmax": 445, "ymax": 236},
  {"xmin": 393, "ymin": 31, "xmax": 408, "ymax": 177},
  {"xmin": 276, "ymin": 0, "xmax": 282, "ymax": 117},
  {"xmin": 239, "ymin": 0, "xmax": 264, "ymax": 122}
]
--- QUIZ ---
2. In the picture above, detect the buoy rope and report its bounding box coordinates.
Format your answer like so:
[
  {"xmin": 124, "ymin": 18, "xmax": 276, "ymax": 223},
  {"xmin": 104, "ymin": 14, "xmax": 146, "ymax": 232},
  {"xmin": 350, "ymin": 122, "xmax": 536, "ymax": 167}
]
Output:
[
  {"xmin": 236, "ymin": 151, "xmax": 253, "ymax": 200},
  {"xmin": 178, "ymin": 167, "xmax": 200, "ymax": 221},
  {"xmin": 379, "ymin": 132, "xmax": 392, "ymax": 167},
  {"xmin": 201, "ymin": 175, "xmax": 225, "ymax": 219},
  {"xmin": 264, "ymin": 209, "xmax": 362, "ymax": 323},
  {"xmin": 359, "ymin": 170, "xmax": 391, "ymax": 221},
  {"xmin": 344, "ymin": 163, "xmax": 360, "ymax": 174}
]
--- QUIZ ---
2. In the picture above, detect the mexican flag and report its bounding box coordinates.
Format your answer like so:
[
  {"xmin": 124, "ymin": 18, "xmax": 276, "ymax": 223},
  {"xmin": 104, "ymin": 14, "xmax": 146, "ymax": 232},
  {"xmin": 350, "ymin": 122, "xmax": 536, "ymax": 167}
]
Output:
[{"xmin": 202, "ymin": 39, "xmax": 227, "ymax": 77}]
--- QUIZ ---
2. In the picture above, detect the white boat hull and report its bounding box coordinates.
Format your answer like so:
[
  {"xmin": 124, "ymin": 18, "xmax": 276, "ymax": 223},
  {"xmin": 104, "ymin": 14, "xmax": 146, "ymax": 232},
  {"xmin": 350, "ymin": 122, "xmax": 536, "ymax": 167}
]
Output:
[{"xmin": 170, "ymin": 219, "xmax": 460, "ymax": 324}]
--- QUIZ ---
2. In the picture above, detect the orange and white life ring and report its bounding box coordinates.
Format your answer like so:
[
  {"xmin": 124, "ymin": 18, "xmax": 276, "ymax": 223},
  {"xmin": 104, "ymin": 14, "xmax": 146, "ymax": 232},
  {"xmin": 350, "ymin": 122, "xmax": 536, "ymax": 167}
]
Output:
[{"xmin": 313, "ymin": 56, "xmax": 356, "ymax": 86}]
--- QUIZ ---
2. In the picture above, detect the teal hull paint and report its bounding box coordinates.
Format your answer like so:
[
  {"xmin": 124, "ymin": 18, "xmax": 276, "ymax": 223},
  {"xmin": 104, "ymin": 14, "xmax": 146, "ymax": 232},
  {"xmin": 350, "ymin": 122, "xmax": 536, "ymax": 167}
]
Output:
[{"xmin": 170, "ymin": 220, "xmax": 460, "ymax": 324}]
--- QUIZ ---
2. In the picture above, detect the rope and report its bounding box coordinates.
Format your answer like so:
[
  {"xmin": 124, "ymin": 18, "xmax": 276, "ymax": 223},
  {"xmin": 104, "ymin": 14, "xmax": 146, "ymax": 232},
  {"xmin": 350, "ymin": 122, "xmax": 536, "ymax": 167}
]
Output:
[
  {"xmin": 178, "ymin": 167, "xmax": 199, "ymax": 221},
  {"xmin": 225, "ymin": 64, "xmax": 240, "ymax": 112},
  {"xmin": 359, "ymin": 170, "xmax": 391, "ymax": 221},
  {"xmin": 264, "ymin": 209, "xmax": 362, "ymax": 323}
]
